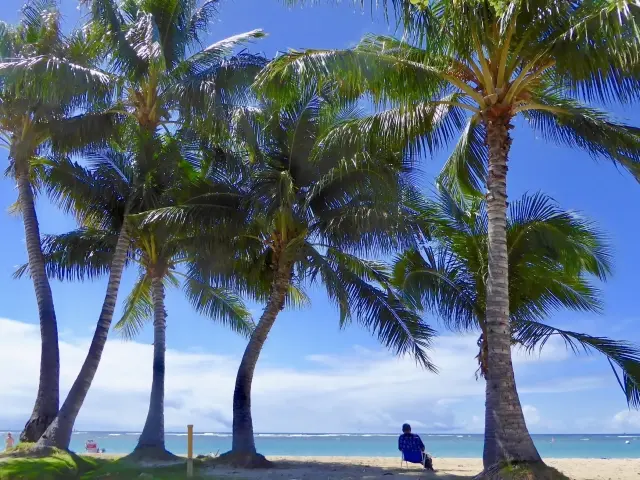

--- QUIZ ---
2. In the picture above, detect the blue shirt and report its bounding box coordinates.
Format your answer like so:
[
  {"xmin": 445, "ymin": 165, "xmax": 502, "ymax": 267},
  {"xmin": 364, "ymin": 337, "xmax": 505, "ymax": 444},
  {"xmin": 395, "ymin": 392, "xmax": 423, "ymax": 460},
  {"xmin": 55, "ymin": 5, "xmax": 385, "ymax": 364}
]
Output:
[{"xmin": 398, "ymin": 433, "xmax": 425, "ymax": 452}]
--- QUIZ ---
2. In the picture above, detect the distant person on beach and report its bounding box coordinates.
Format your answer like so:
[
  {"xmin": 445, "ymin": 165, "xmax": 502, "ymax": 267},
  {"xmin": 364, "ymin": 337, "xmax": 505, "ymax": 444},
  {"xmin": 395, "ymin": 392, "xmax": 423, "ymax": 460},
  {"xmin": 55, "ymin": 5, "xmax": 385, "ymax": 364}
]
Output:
[
  {"xmin": 85, "ymin": 439, "xmax": 99, "ymax": 453},
  {"xmin": 398, "ymin": 423, "xmax": 434, "ymax": 470},
  {"xmin": 5, "ymin": 433, "xmax": 14, "ymax": 450}
]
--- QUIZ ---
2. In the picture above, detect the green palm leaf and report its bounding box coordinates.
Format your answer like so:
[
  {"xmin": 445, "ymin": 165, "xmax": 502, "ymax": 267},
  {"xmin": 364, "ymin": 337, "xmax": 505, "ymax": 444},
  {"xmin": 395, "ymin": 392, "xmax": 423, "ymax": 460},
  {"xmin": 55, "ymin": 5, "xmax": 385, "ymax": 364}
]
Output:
[{"xmin": 114, "ymin": 273, "xmax": 153, "ymax": 340}]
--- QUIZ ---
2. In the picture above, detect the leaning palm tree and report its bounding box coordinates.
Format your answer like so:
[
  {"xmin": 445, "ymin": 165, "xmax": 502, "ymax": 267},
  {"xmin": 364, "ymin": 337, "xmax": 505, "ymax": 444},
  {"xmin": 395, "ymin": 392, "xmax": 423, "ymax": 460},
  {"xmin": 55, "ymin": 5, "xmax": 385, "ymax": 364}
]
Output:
[
  {"xmin": 19, "ymin": 132, "xmax": 253, "ymax": 458},
  {"xmin": 258, "ymin": 1, "xmax": 640, "ymax": 470},
  {"xmin": 395, "ymin": 189, "xmax": 640, "ymax": 400},
  {"xmin": 0, "ymin": 0, "xmax": 266, "ymax": 450},
  {"xmin": 173, "ymin": 87, "xmax": 436, "ymax": 467},
  {"xmin": 0, "ymin": 0, "xmax": 115, "ymax": 442}
]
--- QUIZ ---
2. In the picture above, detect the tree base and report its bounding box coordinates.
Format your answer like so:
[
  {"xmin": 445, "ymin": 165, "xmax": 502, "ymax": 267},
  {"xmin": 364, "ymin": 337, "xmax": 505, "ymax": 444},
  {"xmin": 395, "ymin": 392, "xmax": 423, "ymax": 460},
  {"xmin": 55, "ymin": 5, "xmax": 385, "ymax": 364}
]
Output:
[
  {"xmin": 215, "ymin": 450, "xmax": 273, "ymax": 468},
  {"xmin": 121, "ymin": 446, "xmax": 183, "ymax": 466},
  {"xmin": 19, "ymin": 413, "xmax": 57, "ymax": 443},
  {"xmin": 475, "ymin": 462, "xmax": 572, "ymax": 480}
]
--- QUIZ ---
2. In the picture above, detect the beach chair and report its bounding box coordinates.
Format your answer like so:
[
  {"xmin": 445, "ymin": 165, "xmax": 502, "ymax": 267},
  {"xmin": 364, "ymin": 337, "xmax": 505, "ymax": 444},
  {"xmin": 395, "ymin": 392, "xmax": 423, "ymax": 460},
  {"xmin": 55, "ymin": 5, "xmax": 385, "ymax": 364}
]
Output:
[{"xmin": 400, "ymin": 449, "xmax": 426, "ymax": 468}]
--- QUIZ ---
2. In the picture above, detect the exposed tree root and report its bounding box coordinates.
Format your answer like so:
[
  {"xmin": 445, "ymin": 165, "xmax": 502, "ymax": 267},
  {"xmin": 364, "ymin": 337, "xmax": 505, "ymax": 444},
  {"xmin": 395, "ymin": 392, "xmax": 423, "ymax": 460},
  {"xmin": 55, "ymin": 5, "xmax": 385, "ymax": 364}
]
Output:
[
  {"xmin": 475, "ymin": 462, "xmax": 572, "ymax": 480},
  {"xmin": 215, "ymin": 450, "xmax": 274, "ymax": 468}
]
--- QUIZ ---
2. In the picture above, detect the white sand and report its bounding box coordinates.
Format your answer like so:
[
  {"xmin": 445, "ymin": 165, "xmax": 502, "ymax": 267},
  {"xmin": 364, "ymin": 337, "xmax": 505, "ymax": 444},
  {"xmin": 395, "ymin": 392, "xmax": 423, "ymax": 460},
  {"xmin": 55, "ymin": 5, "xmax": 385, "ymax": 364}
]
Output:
[{"xmin": 205, "ymin": 456, "xmax": 640, "ymax": 479}]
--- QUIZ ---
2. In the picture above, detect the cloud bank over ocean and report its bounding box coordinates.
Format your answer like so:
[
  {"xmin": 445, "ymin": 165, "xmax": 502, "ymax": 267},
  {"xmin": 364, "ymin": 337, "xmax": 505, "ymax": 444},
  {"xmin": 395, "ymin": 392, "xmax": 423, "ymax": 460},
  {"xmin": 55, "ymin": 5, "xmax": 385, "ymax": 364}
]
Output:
[{"xmin": 0, "ymin": 317, "xmax": 632, "ymax": 434}]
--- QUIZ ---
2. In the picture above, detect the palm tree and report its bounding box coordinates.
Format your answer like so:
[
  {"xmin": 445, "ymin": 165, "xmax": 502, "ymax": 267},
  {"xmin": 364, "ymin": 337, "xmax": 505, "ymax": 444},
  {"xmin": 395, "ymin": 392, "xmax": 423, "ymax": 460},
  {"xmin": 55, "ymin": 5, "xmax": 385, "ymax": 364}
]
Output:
[
  {"xmin": 172, "ymin": 87, "xmax": 436, "ymax": 467},
  {"xmin": 19, "ymin": 132, "xmax": 253, "ymax": 458},
  {"xmin": 0, "ymin": 0, "xmax": 265, "ymax": 449},
  {"xmin": 258, "ymin": 1, "xmax": 640, "ymax": 469},
  {"xmin": 394, "ymin": 189, "xmax": 640, "ymax": 401},
  {"xmin": 0, "ymin": 0, "xmax": 115, "ymax": 442}
]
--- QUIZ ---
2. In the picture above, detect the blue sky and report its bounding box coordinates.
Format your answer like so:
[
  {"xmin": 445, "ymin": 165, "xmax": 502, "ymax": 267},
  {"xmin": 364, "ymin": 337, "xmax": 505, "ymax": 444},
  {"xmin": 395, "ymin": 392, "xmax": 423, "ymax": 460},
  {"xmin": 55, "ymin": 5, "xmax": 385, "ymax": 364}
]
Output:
[{"xmin": 1, "ymin": 0, "xmax": 640, "ymax": 435}]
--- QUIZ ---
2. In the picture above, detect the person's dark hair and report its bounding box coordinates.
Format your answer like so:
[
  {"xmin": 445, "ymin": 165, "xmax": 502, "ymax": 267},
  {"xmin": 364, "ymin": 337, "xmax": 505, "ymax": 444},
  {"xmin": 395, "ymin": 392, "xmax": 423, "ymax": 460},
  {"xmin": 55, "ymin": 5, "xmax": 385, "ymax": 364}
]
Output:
[{"xmin": 402, "ymin": 423, "xmax": 411, "ymax": 433}]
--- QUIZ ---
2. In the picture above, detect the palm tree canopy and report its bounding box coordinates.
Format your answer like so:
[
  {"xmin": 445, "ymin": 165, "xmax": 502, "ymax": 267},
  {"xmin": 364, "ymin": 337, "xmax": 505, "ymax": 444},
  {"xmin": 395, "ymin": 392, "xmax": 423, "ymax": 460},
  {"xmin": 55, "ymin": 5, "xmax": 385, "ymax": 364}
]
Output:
[
  {"xmin": 82, "ymin": 0, "xmax": 266, "ymax": 130},
  {"xmin": 258, "ymin": 0, "xmax": 640, "ymax": 197},
  {"xmin": 158, "ymin": 85, "xmax": 437, "ymax": 369},
  {"xmin": 0, "ymin": 0, "xmax": 118, "ymax": 176},
  {"xmin": 17, "ymin": 130, "xmax": 253, "ymax": 339},
  {"xmin": 393, "ymin": 189, "xmax": 640, "ymax": 407}
]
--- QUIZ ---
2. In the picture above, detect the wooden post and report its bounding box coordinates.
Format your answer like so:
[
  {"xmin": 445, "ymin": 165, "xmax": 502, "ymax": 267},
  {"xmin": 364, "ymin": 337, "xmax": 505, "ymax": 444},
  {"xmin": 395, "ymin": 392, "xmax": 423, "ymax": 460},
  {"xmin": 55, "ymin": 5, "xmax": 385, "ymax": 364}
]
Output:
[{"xmin": 187, "ymin": 424, "xmax": 194, "ymax": 477}]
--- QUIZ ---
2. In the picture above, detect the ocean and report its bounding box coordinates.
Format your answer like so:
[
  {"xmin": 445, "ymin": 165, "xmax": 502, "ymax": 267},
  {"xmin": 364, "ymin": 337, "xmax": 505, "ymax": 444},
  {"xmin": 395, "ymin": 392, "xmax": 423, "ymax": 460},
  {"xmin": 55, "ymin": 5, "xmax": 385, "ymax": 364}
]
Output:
[{"xmin": 3, "ymin": 432, "xmax": 640, "ymax": 458}]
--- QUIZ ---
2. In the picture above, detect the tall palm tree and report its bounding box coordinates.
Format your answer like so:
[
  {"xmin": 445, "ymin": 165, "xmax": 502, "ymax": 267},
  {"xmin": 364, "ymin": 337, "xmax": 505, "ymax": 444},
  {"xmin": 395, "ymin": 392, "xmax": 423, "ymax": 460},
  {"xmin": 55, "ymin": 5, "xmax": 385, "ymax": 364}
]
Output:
[
  {"xmin": 258, "ymin": 1, "xmax": 640, "ymax": 469},
  {"xmin": 0, "ymin": 0, "xmax": 265, "ymax": 449},
  {"xmin": 394, "ymin": 189, "xmax": 640, "ymax": 400},
  {"xmin": 19, "ymin": 132, "xmax": 253, "ymax": 458},
  {"xmin": 0, "ymin": 0, "xmax": 115, "ymax": 442},
  {"xmin": 170, "ymin": 87, "xmax": 436, "ymax": 467}
]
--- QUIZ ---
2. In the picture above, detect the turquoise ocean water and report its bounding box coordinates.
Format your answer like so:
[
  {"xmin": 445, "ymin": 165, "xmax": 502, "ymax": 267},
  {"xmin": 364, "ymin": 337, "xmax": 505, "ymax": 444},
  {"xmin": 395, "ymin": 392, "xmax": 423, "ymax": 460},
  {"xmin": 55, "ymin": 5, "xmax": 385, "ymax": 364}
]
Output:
[{"xmin": 3, "ymin": 432, "xmax": 640, "ymax": 458}]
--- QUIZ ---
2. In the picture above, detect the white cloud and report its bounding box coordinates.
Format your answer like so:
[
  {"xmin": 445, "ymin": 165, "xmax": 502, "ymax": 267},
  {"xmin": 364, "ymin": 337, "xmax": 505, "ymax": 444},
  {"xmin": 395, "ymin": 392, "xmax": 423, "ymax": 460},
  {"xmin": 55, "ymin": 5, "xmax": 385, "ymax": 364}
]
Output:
[
  {"xmin": 522, "ymin": 405, "xmax": 540, "ymax": 426},
  {"xmin": 612, "ymin": 410, "xmax": 640, "ymax": 430},
  {"xmin": 0, "ymin": 318, "xmax": 611, "ymax": 434}
]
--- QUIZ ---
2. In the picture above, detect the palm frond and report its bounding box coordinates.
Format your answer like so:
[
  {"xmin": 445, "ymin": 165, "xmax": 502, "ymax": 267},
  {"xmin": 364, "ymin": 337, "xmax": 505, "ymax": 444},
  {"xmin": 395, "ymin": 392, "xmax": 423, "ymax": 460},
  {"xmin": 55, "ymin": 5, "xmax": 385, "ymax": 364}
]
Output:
[
  {"xmin": 393, "ymin": 247, "xmax": 479, "ymax": 332},
  {"xmin": 114, "ymin": 273, "xmax": 153, "ymax": 340},
  {"xmin": 524, "ymin": 90, "xmax": 640, "ymax": 179},
  {"xmin": 306, "ymin": 246, "xmax": 437, "ymax": 370},
  {"xmin": 183, "ymin": 275, "xmax": 254, "ymax": 337},
  {"xmin": 437, "ymin": 117, "xmax": 487, "ymax": 198},
  {"xmin": 514, "ymin": 320, "xmax": 640, "ymax": 408},
  {"xmin": 14, "ymin": 228, "xmax": 121, "ymax": 282}
]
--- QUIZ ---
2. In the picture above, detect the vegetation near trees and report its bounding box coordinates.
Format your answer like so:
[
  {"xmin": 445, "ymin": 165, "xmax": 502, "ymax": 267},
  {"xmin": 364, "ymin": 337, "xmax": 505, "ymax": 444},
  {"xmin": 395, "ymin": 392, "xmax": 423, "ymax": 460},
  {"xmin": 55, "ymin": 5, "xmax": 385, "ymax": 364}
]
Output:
[
  {"xmin": 260, "ymin": 0, "xmax": 640, "ymax": 471},
  {"xmin": 168, "ymin": 87, "xmax": 437, "ymax": 466},
  {"xmin": 0, "ymin": 0, "xmax": 266, "ymax": 455},
  {"xmin": 18, "ymin": 132, "xmax": 254, "ymax": 460},
  {"xmin": 394, "ymin": 189, "xmax": 640, "ymax": 395},
  {"xmin": 1, "ymin": 0, "xmax": 640, "ymax": 478},
  {"xmin": 0, "ymin": 0, "xmax": 116, "ymax": 442}
]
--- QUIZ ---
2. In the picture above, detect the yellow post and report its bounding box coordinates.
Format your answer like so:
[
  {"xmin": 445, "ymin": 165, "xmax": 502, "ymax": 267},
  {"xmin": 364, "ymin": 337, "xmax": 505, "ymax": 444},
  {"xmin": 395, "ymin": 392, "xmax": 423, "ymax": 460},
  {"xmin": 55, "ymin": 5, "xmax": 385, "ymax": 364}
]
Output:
[{"xmin": 187, "ymin": 424, "xmax": 194, "ymax": 477}]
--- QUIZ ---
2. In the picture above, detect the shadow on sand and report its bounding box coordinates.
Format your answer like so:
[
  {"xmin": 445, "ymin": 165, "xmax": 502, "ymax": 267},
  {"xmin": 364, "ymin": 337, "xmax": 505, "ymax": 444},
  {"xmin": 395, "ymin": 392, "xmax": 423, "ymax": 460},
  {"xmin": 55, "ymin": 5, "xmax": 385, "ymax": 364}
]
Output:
[{"xmin": 207, "ymin": 458, "xmax": 475, "ymax": 479}]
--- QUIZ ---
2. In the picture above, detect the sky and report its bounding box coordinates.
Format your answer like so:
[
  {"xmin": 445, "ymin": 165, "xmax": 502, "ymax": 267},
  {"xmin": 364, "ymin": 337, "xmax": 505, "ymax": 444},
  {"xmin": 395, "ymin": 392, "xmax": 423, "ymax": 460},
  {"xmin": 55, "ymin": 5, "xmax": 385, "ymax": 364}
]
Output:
[{"xmin": 1, "ymin": 0, "xmax": 640, "ymax": 435}]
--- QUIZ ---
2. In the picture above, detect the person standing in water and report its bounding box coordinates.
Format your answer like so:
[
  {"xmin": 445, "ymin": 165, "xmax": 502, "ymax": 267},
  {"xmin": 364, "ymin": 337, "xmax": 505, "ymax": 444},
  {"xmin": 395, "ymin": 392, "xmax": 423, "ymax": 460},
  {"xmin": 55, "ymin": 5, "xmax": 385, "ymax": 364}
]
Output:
[{"xmin": 5, "ymin": 433, "xmax": 14, "ymax": 450}]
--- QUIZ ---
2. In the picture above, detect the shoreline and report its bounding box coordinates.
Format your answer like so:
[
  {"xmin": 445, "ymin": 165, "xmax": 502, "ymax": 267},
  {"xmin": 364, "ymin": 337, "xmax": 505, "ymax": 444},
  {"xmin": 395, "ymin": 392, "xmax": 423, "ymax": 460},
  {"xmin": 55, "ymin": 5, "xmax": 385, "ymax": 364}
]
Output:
[{"xmin": 84, "ymin": 454, "xmax": 640, "ymax": 479}]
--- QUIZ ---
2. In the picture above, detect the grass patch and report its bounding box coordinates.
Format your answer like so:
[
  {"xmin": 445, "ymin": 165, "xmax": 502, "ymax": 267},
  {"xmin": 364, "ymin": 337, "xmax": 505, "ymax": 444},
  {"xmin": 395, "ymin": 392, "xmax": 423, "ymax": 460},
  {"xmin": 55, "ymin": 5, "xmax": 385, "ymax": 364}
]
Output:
[
  {"xmin": 498, "ymin": 462, "xmax": 572, "ymax": 480},
  {"xmin": 83, "ymin": 459, "xmax": 211, "ymax": 479},
  {"xmin": 0, "ymin": 445, "xmax": 97, "ymax": 480},
  {"xmin": 0, "ymin": 451, "xmax": 215, "ymax": 479}
]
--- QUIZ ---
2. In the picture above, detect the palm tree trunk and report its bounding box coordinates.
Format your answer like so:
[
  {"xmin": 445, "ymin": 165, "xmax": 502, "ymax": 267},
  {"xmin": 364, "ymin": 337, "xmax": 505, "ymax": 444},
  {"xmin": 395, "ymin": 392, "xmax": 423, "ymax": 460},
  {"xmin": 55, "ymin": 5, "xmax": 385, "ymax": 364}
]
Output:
[
  {"xmin": 134, "ymin": 276, "xmax": 169, "ymax": 456},
  {"xmin": 37, "ymin": 227, "xmax": 129, "ymax": 449},
  {"xmin": 483, "ymin": 115, "xmax": 541, "ymax": 468},
  {"xmin": 16, "ymin": 169, "xmax": 60, "ymax": 443},
  {"xmin": 224, "ymin": 260, "xmax": 292, "ymax": 465}
]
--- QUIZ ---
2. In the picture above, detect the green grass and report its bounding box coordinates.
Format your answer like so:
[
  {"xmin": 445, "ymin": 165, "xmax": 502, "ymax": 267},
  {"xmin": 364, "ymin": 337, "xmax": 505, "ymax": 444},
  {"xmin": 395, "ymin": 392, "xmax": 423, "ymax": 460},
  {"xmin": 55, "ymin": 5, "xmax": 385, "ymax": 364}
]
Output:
[
  {"xmin": 0, "ymin": 444, "xmax": 98, "ymax": 480},
  {"xmin": 0, "ymin": 448, "xmax": 215, "ymax": 479},
  {"xmin": 498, "ymin": 462, "xmax": 572, "ymax": 480},
  {"xmin": 82, "ymin": 459, "xmax": 212, "ymax": 479}
]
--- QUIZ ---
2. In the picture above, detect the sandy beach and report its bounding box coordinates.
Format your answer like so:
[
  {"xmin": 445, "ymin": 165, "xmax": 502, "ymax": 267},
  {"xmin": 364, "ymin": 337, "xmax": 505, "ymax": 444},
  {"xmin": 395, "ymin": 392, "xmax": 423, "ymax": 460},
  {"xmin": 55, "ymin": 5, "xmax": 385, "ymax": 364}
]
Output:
[{"xmin": 202, "ymin": 456, "xmax": 640, "ymax": 479}]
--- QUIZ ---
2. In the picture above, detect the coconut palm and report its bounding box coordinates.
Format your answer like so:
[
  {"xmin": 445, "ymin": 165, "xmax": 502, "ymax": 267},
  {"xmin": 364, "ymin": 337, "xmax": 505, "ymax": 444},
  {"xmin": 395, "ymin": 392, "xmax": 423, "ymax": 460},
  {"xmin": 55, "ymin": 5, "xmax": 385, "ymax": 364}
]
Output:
[
  {"xmin": 0, "ymin": 0, "xmax": 266, "ymax": 449},
  {"xmin": 258, "ymin": 0, "xmax": 640, "ymax": 469},
  {"xmin": 165, "ymin": 86, "xmax": 436, "ymax": 467},
  {"xmin": 394, "ymin": 189, "xmax": 640, "ymax": 398},
  {"xmin": 17, "ymin": 131, "xmax": 253, "ymax": 458},
  {"xmin": 0, "ymin": 0, "xmax": 115, "ymax": 441}
]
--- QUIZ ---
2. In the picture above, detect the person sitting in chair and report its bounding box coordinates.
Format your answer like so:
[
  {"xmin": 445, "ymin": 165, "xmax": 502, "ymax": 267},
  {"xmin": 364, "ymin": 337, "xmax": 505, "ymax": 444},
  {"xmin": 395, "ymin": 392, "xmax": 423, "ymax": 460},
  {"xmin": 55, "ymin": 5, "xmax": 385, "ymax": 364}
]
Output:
[{"xmin": 398, "ymin": 423, "xmax": 434, "ymax": 470}]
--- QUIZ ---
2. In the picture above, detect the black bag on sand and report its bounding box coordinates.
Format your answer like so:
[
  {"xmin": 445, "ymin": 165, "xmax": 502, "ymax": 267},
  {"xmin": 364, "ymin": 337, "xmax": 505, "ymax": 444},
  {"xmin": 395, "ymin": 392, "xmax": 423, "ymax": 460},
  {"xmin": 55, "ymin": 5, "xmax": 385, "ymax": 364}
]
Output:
[{"xmin": 424, "ymin": 453, "xmax": 434, "ymax": 471}]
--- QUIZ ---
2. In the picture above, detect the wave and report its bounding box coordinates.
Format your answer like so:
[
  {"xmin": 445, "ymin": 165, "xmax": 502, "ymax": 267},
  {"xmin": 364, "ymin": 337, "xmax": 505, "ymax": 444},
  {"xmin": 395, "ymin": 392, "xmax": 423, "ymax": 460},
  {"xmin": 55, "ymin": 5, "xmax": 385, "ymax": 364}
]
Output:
[
  {"xmin": 126, "ymin": 433, "xmax": 140, "ymax": 436},
  {"xmin": 618, "ymin": 436, "xmax": 639, "ymax": 438},
  {"xmin": 108, "ymin": 434, "xmax": 121, "ymax": 436},
  {"xmin": 72, "ymin": 432, "xmax": 88, "ymax": 435},
  {"xmin": 580, "ymin": 438, "xmax": 590, "ymax": 441}
]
